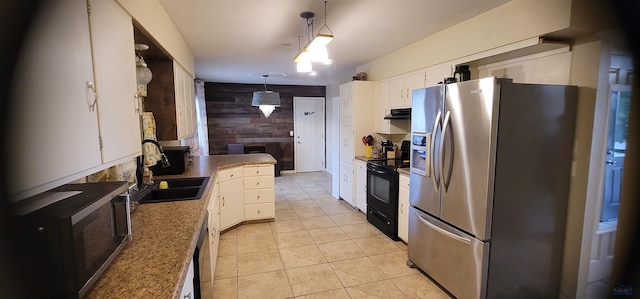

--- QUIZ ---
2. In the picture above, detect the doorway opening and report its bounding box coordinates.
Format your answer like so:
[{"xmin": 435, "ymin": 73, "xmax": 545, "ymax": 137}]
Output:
[{"xmin": 585, "ymin": 50, "xmax": 634, "ymax": 298}]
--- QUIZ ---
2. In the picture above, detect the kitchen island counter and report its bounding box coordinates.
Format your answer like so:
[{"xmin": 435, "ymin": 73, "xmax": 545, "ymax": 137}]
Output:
[{"xmin": 86, "ymin": 154, "xmax": 276, "ymax": 299}]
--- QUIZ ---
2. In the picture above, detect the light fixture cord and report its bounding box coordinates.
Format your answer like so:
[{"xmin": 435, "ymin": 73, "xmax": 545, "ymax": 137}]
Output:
[
  {"xmin": 318, "ymin": 1, "xmax": 333, "ymax": 35},
  {"xmin": 306, "ymin": 17, "xmax": 313, "ymax": 42},
  {"xmin": 263, "ymin": 75, "xmax": 268, "ymax": 91}
]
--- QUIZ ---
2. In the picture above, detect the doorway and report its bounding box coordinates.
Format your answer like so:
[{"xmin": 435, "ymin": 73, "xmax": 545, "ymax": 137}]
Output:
[
  {"xmin": 585, "ymin": 50, "xmax": 634, "ymax": 296},
  {"xmin": 294, "ymin": 97, "xmax": 325, "ymax": 172}
]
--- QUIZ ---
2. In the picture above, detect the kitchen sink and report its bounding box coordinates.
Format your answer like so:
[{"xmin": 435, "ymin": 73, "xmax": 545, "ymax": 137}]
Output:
[{"xmin": 137, "ymin": 177, "xmax": 210, "ymax": 204}]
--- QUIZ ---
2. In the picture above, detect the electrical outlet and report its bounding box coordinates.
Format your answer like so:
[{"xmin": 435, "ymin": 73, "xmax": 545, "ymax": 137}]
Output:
[{"xmin": 289, "ymin": 131, "xmax": 294, "ymax": 137}]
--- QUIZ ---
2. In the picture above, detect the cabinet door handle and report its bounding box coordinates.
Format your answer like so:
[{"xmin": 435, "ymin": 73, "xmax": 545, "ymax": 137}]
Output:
[
  {"xmin": 86, "ymin": 81, "xmax": 98, "ymax": 111},
  {"xmin": 134, "ymin": 93, "xmax": 141, "ymax": 114},
  {"xmin": 222, "ymin": 197, "xmax": 225, "ymax": 206},
  {"xmin": 230, "ymin": 174, "xmax": 234, "ymax": 178}
]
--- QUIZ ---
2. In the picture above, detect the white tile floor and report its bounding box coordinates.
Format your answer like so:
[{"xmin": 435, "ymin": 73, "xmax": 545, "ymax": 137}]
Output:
[{"xmin": 200, "ymin": 171, "xmax": 451, "ymax": 299}]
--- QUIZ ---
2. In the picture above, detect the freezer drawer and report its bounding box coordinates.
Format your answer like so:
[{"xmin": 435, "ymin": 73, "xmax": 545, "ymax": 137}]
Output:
[{"xmin": 408, "ymin": 208, "xmax": 489, "ymax": 299}]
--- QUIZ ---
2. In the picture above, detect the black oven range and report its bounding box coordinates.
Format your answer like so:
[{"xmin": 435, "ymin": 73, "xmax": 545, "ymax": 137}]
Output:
[{"xmin": 366, "ymin": 158, "xmax": 409, "ymax": 240}]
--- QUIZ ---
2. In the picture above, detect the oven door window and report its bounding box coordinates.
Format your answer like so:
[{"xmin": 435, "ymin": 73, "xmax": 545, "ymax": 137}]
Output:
[
  {"xmin": 369, "ymin": 172, "xmax": 391, "ymax": 205},
  {"xmin": 72, "ymin": 201, "xmax": 122, "ymax": 288}
]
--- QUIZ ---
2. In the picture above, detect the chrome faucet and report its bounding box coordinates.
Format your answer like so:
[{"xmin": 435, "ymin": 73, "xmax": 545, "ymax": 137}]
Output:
[{"xmin": 136, "ymin": 139, "xmax": 171, "ymax": 190}]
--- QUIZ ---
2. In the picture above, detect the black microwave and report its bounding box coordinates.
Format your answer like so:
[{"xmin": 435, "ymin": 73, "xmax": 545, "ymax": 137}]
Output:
[{"xmin": 14, "ymin": 181, "xmax": 132, "ymax": 298}]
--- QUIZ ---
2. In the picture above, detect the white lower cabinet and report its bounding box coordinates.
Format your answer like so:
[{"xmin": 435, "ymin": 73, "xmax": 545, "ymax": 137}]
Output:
[
  {"xmin": 398, "ymin": 173, "xmax": 410, "ymax": 242},
  {"xmin": 207, "ymin": 179, "xmax": 221, "ymax": 282},
  {"xmin": 244, "ymin": 165, "xmax": 275, "ymax": 220},
  {"xmin": 354, "ymin": 160, "xmax": 367, "ymax": 212},
  {"xmin": 219, "ymin": 168, "xmax": 244, "ymax": 230},
  {"xmin": 339, "ymin": 162, "xmax": 354, "ymax": 207},
  {"xmin": 218, "ymin": 165, "xmax": 275, "ymax": 230},
  {"xmin": 180, "ymin": 258, "xmax": 195, "ymax": 299}
]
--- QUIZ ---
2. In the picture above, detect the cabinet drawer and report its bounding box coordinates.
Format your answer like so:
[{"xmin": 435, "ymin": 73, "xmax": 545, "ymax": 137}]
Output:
[
  {"xmin": 218, "ymin": 167, "xmax": 243, "ymax": 182},
  {"xmin": 244, "ymin": 176, "xmax": 274, "ymax": 190},
  {"xmin": 244, "ymin": 203, "xmax": 275, "ymax": 220},
  {"xmin": 244, "ymin": 189, "xmax": 275, "ymax": 204},
  {"xmin": 355, "ymin": 160, "xmax": 366, "ymax": 172},
  {"xmin": 244, "ymin": 165, "xmax": 273, "ymax": 177},
  {"xmin": 399, "ymin": 173, "xmax": 410, "ymax": 189}
]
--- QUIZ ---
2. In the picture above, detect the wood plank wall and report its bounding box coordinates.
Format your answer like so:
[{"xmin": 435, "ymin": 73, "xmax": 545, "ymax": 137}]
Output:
[{"xmin": 204, "ymin": 82, "xmax": 325, "ymax": 171}]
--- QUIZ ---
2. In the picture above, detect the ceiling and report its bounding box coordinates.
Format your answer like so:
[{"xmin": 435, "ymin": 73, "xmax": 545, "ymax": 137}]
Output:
[{"xmin": 156, "ymin": 0, "xmax": 510, "ymax": 86}]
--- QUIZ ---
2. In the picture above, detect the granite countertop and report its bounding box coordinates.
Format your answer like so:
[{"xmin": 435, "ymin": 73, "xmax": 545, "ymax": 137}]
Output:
[
  {"xmin": 355, "ymin": 156, "xmax": 379, "ymax": 162},
  {"xmin": 87, "ymin": 154, "xmax": 276, "ymax": 299}
]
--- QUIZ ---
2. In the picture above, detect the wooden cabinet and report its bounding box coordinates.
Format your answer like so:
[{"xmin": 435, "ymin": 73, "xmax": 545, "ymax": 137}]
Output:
[
  {"xmin": 354, "ymin": 160, "xmax": 367, "ymax": 213},
  {"xmin": 8, "ymin": 0, "xmax": 141, "ymax": 200},
  {"xmin": 243, "ymin": 165, "xmax": 275, "ymax": 220},
  {"xmin": 339, "ymin": 81, "xmax": 374, "ymax": 207},
  {"xmin": 219, "ymin": 168, "xmax": 244, "ymax": 230},
  {"xmin": 398, "ymin": 173, "xmax": 410, "ymax": 242}
]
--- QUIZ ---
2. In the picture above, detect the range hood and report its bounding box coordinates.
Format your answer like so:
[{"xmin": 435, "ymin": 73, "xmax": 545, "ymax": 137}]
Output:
[{"xmin": 384, "ymin": 108, "xmax": 411, "ymax": 120}]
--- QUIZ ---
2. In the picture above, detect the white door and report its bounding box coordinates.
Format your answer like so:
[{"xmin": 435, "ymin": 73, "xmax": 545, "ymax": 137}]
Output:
[
  {"xmin": 589, "ymin": 84, "xmax": 631, "ymax": 283},
  {"xmin": 294, "ymin": 97, "xmax": 325, "ymax": 172}
]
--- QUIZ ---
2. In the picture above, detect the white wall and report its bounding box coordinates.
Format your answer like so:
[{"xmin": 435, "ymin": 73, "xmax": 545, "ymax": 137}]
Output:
[{"xmin": 357, "ymin": 0, "xmax": 574, "ymax": 81}]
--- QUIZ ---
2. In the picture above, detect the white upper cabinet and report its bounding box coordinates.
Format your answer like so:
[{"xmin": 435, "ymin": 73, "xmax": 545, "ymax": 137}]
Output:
[
  {"xmin": 8, "ymin": 0, "xmax": 101, "ymax": 200},
  {"xmin": 389, "ymin": 72, "xmax": 426, "ymax": 108},
  {"xmin": 374, "ymin": 81, "xmax": 390, "ymax": 134},
  {"xmin": 8, "ymin": 0, "xmax": 143, "ymax": 200},
  {"xmin": 425, "ymin": 65, "xmax": 453, "ymax": 87},
  {"xmin": 90, "ymin": 0, "xmax": 142, "ymax": 164},
  {"xmin": 174, "ymin": 62, "xmax": 197, "ymax": 139}
]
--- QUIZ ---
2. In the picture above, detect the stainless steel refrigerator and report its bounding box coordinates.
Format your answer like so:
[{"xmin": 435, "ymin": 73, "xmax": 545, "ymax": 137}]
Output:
[{"xmin": 408, "ymin": 77, "xmax": 578, "ymax": 299}]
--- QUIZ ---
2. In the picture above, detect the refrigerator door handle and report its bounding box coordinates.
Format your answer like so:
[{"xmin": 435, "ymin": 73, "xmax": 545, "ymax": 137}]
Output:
[
  {"xmin": 416, "ymin": 212, "xmax": 471, "ymax": 245},
  {"xmin": 431, "ymin": 111, "xmax": 441, "ymax": 192},
  {"xmin": 440, "ymin": 110, "xmax": 453, "ymax": 193}
]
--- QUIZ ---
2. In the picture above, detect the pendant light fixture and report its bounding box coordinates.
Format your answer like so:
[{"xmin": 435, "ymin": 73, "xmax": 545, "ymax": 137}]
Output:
[
  {"xmin": 294, "ymin": 1, "xmax": 333, "ymax": 73},
  {"xmin": 252, "ymin": 74, "xmax": 281, "ymax": 118},
  {"xmin": 135, "ymin": 44, "xmax": 152, "ymax": 85}
]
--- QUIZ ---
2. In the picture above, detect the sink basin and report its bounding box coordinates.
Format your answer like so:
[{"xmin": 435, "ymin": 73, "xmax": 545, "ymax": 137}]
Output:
[{"xmin": 138, "ymin": 177, "xmax": 210, "ymax": 204}]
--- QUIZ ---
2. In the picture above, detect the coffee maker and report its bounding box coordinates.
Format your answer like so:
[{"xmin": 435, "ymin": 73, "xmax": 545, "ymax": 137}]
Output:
[{"xmin": 400, "ymin": 140, "xmax": 410, "ymax": 165}]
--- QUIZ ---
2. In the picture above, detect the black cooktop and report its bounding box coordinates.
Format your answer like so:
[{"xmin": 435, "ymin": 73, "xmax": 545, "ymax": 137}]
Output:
[{"xmin": 367, "ymin": 158, "xmax": 410, "ymax": 170}]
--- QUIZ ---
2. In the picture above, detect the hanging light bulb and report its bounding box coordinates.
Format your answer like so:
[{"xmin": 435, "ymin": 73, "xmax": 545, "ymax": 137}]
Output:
[
  {"xmin": 296, "ymin": 51, "xmax": 313, "ymax": 73},
  {"xmin": 258, "ymin": 105, "xmax": 276, "ymax": 118}
]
